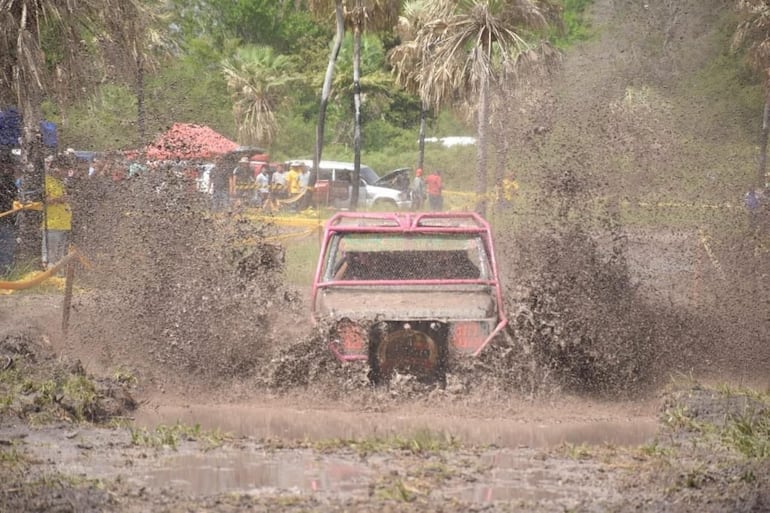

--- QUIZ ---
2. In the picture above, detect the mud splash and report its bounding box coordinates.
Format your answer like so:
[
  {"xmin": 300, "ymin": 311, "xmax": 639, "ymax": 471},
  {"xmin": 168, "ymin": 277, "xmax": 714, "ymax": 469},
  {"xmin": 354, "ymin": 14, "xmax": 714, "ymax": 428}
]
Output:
[{"xmin": 65, "ymin": 170, "xmax": 296, "ymax": 383}]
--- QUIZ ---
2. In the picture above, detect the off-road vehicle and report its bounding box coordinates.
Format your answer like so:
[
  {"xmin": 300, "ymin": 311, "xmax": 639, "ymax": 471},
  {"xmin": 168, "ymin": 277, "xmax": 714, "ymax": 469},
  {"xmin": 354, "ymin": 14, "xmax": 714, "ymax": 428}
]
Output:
[{"xmin": 311, "ymin": 211, "xmax": 507, "ymax": 383}]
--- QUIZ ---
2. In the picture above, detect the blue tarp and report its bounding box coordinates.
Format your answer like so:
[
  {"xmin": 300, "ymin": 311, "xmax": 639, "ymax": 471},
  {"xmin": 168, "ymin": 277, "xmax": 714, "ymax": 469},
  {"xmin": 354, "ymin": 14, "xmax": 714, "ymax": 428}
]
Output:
[{"xmin": 0, "ymin": 108, "xmax": 58, "ymax": 148}]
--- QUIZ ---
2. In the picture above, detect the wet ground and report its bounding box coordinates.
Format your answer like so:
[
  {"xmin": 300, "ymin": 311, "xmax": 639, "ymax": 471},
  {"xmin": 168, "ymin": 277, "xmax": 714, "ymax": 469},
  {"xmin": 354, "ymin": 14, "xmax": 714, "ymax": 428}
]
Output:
[
  {"xmin": 1, "ymin": 360, "xmax": 768, "ymax": 513},
  {"xmin": 5, "ymin": 419, "xmax": 649, "ymax": 507},
  {"xmin": 3, "ymin": 0, "xmax": 770, "ymax": 510},
  {"xmin": 133, "ymin": 401, "xmax": 658, "ymax": 448}
]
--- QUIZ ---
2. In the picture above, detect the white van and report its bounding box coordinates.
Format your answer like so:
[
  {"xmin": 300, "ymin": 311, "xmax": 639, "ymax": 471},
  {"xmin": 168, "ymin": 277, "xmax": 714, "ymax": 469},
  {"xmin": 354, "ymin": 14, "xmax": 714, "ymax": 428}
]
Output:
[{"xmin": 289, "ymin": 159, "xmax": 411, "ymax": 210}]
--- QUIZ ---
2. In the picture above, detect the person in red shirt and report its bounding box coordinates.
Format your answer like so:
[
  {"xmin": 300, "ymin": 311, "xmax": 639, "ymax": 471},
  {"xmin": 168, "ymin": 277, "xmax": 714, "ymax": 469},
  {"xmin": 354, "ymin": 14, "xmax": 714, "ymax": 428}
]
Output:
[{"xmin": 425, "ymin": 169, "xmax": 443, "ymax": 211}]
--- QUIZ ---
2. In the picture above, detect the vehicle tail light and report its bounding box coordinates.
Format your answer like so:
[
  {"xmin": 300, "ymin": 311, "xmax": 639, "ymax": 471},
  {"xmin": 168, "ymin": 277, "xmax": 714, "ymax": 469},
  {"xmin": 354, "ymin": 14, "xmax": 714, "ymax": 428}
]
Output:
[
  {"xmin": 330, "ymin": 318, "xmax": 367, "ymax": 360},
  {"xmin": 450, "ymin": 322, "xmax": 488, "ymax": 354}
]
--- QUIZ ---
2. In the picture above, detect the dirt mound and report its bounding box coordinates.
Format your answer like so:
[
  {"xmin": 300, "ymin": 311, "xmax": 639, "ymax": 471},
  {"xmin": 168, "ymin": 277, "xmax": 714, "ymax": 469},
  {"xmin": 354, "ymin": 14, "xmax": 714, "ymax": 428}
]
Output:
[{"xmin": 0, "ymin": 330, "xmax": 135, "ymax": 424}]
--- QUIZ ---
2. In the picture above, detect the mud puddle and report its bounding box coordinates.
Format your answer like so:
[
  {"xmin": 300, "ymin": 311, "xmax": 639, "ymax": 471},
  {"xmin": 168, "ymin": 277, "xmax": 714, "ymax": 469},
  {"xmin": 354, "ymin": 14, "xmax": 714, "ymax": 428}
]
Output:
[
  {"xmin": 141, "ymin": 445, "xmax": 624, "ymax": 505},
  {"xmin": 144, "ymin": 451, "xmax": 373, "ymax": 497},
  {"xmin": 134, "ymin": 404, "xmax": 658, "ymax": 448},
  {"xmin": 449, "ymin": 450, "xmax": 621, "ymax": 504}
]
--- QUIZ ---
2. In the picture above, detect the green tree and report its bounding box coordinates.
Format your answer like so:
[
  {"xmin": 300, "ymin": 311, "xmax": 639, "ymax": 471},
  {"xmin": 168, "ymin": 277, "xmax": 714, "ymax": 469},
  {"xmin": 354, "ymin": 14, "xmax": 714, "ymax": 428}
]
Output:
[
  {"xmin": 307, "ymin": 0, "xmax": 399, "ymax": 209},
  {"xmin": 222, "ymin": 46, "xmax": 297, "ymax": 147},
  {"xmin": 326, "ymin": 34, "xmax": 402, "ymax": 141},
  {"xmin": 173, "ymin": 0, "xmax": 325, "ymax": 54},
  {"xmin": 413, "ymin": 0, "xmax": 561, "ymax": 214}
]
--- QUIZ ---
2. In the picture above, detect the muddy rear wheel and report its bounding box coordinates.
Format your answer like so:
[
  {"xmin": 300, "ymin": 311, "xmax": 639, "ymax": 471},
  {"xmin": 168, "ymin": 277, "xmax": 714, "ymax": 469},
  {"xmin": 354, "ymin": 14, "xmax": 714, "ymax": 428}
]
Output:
[{"xmin": 368, "ymin": 322, "xmax": 448, "ymax": 385}]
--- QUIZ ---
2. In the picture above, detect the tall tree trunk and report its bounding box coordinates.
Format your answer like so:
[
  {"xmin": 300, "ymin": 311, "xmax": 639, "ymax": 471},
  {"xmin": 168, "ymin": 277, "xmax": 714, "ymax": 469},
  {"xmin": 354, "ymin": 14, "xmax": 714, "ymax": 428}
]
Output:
[
  {"xmin": 312, "ymin": 1, "xmax": 345, "ymax": 188},
  {"xmin": 16, "ymin": 98, "xmax": 45, "ymax": 266},
  {"xmin": 351, "ymin": 6, "xmax": 363, "ymax": 211},
  {"xmin": 13, "ymin": 3, "xmax": 44, "ymax": 266},
  {"xmin": 136, "ymin": 56, "xmax": 146, "ymax": 145},
  {"xmin": 417, "ymin": 102, "xmax": 427, "ymax": 170},
  {"xmin": 475, "ymin": 75, "xmax": 490, "ymax": 216},
  {"xmin": 758, "ymin": 98, "xmax": 769, "ymax": 188}
]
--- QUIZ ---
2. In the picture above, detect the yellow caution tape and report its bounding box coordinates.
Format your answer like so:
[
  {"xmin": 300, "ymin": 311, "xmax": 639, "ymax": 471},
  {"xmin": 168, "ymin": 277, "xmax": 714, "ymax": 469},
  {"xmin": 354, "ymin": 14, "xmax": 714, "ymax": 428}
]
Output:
[
  {"xmin": 636, "ymin": 201, "xmax": 738, "ymax": 210},
  {"xmin": 245, "ymin": 211, "xmax": 325, "ymax": 229},
  {"xmin": 698, "ymin": 229, "xmax": 726, "ymax": 281},
  {"xmin": 0, "ymin": 201, "xmax": 43, "ymax": 219},
  {"xmin": 0, "ymin": 249, "xmax": 88, "ymax": 291},
  {"xmin": 263, "ymin": 227, "xmax": 319, "ymax": 243}
]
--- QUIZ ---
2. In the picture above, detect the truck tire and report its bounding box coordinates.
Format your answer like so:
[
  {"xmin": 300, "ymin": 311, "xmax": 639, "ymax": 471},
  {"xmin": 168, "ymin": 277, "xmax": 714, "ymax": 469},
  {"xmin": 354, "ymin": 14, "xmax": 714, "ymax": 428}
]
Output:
[{"xmin": 368, "ymin": 322, "xmax": 448, "ymax": 385}]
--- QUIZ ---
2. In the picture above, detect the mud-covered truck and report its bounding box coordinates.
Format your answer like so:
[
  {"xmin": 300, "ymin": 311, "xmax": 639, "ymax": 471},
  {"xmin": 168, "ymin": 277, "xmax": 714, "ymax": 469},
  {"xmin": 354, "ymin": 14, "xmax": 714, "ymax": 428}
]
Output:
[{"xmin": 311, "ymin": 212, "xmax": 507, "ymax": 383}]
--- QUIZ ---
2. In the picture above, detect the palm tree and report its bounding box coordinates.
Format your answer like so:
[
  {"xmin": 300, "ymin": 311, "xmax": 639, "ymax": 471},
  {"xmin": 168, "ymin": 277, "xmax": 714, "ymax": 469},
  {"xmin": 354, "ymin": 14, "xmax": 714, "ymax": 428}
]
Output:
[
  {"xmin": 308, "ymin": 0, "xmax": 346, "ymax": 189},
  {"xmin": 307, "ymin": 0, "xmax": 399, "ymax": 209},
  {"xmin": 348, "ymin": 0, "xmax": 400, "ymax": 209},
  {"xmin": 106, "ymin": 2, "xmax": 176, "ymax": 144},
  {"xmin": 413, "ymin": 0, "xmax": 561, "ymax": 215},
  {"xmin": 222, "ymin": 46, "xmax": 297, "ymax": 147},
  {"xmin": 0, "ymin": 0, "xmax": 151, "ymax": 263},
  {"xmin": 388, "ymin": 0, "xmax": 447, "ymax": 171},
  {"xmin": 733, "ymin": 0, "xmax": 770, "ymax": 188}
]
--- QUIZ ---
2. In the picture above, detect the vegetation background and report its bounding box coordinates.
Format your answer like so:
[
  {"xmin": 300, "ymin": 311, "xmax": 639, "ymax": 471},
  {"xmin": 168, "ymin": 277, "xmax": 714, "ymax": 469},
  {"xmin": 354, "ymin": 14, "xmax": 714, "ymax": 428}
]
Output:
[
  {"xmin": 33, "ymin": 1, "xmax": 613, "ymax": 183},
  {"xmin": 10, "ymin": 0, "xmax": 765, "ymax": 201}
]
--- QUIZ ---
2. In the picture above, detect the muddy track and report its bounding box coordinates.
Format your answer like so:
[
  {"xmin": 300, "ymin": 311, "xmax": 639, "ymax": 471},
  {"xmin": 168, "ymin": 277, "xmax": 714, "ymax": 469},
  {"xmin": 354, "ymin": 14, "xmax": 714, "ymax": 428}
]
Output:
[{"xmin": 2, "ymin": 0, "xmax": 770, "ymax": 511}]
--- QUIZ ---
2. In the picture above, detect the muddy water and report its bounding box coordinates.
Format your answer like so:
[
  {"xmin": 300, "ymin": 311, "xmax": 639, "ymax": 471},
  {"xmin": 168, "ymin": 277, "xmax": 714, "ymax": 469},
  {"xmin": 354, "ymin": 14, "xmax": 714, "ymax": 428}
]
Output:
[
  {"xmin": 145, "ymin": 451, "xmax": 373, "ymax": 497},
  {"xmin": 133, "ymin": 400, "xmax": 657, "ymax": 500},
  {"xmin": 135, "ymin": 403, "xmax": 657, "ymax": 448},
  {"xmin": 141, "ymin": 445, "xmax": 619, "ymax": 503}
]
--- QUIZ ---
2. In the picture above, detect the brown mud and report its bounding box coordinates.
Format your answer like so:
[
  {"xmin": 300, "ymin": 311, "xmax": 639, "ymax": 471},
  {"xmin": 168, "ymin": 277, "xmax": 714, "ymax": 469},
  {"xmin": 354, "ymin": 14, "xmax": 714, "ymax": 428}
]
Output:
[{"xmin": 2, "ymin": 0, "xmax": 770, "ymax": 511}]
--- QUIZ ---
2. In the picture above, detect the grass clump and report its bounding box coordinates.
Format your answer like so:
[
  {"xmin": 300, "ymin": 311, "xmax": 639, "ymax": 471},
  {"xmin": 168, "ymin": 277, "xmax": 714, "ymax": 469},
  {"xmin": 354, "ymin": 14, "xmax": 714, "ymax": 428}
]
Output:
[
  {"xmin": 129, "ymin": 422, "xmax": 229, "ymax": 450},
  {"xmin": 662, "ymin": 384, "xmax": 770, "ymax": 460},
  {"xmin": 721, "ymin": 409, "xmax": 770, "ymax": 459},
  {"xmin": 0, "ymin": 444, "xmax": 27, "ymax": 467},
  {"xmin": 315, "ymin": 429, "xmax": 460, "ymax": 457}
]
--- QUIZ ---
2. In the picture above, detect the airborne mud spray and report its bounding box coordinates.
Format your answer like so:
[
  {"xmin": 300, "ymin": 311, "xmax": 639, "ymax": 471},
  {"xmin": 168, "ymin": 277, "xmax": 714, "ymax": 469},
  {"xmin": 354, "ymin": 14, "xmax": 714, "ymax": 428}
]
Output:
[
  {"xmin": 66, "ymin": 0, "xmax": 768, "ymax": 401},
  {"xmin": 67, "ymin": 169, "xmax": 300, "ymax": 390}
]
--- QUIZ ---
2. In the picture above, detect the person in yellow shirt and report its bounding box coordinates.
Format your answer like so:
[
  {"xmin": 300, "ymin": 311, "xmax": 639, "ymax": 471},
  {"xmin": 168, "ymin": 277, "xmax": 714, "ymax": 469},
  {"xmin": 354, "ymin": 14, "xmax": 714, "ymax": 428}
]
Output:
[
  {"xmin": 42, "ymin": 163, "xmax": 72, "ymax": 268},
  {"xmin": 285, "ymin": 162, "xmax": 301, "ymax": 196}
]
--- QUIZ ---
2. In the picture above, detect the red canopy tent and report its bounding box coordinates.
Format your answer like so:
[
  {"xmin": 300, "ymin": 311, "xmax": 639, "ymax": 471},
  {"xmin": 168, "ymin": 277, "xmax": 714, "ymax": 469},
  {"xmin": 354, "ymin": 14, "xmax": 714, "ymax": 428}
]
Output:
[{"xmin": 145, "ymin": 123, "xmax": 238, "ymax": 160}]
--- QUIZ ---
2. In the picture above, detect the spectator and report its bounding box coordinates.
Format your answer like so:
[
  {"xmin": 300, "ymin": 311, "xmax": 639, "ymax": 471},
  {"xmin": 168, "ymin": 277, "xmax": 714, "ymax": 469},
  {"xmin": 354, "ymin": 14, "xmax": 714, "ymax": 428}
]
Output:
[
  {"xmin": 209, "ymin": 160, "xmax": 230, "ymax": 211},
  {"xmin": 297, "ymin": 164, "xmax": 313, "ymax": 210},
  {"xmin": 272, "ymin": 165, "xmax": 287, "ymax": 198},
  {"xmin": 285, "ymin": 162, "xmax": 302, "ymax": 196},
  {"xmin": 0, "ymin": 150, "xmax": 17, "ymax": 274},
  {"xmin": 231, "ymin": 157, "xmax": 253, "ymax": 205},
  {"xmin": 284, "ymin": 162, "xmax": 303, "ymax": 211},
  {"xmin": 255, "ymin": 165, "xmax": 270, "ymax": 207},
  {"xmin": 410, "ymin": 168, "xmax": 425, "ymax": 211},
  {"xmin": 42, "ymin": 161, "xmax": 72, "ymax": 268},
  {"xmin": 425, "ymin": 169, "xmax": 443, "ymax": 211},
  {"xmin": 298, "ymin": 164, "xmax": 310, "ymax": 190}
]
